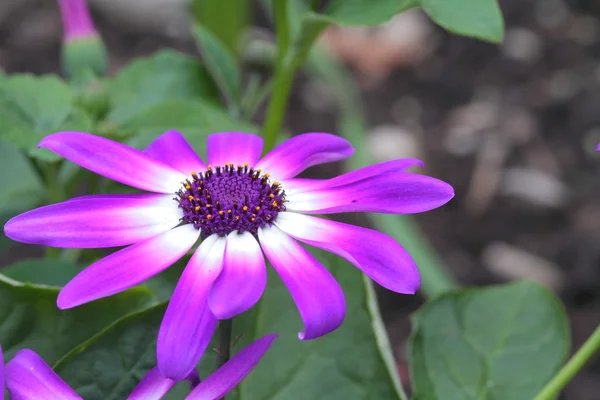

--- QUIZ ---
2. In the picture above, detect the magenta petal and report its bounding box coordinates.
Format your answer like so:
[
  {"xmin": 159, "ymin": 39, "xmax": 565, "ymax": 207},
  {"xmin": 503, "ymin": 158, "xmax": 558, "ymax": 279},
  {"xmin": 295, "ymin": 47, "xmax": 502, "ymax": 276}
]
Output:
[
  {"xmin": 255, "ymin": 133, "xmax": 354, "ymax": 180},
  {"xmin": 208, "ymin": 232, "xmax": 266, "ymax": 319},
  {"xmin": 258, "ymin": 225, "xmax": 345, "ymax": 340},
  {"xmin": 39, "ymin": 132, "xmax": 186, "ymax": 193},
  {"xmin": 287, "ymin": 170, "xmax": 454, "ymax": 214},
  {"xmin": 206, "ymin": 132, "xmax": 263, "ymax": 167},
  {"xmin": 127, "ymin": 367, "xmax": 174, "ymax": 400},
  {"xmin": 4, "ymin": 194, "xmax": 181, "ymax": 248},
  {"xmin": 186, "ymin": 334, "xmax": 277, "ymax": 400},
  {"xmin": 5, "ymin": 349, "xmax": 81, "ymax": 400},
  {"xmin": 157, "ymin": 235, "xmax": 225, "ymax": 380},
  {"xmin": 276, "ymin": 212, "xmax": 420, "ymax": 294},
  {"xmin": 144, "ymin": 130, "xmax": 207, "ymax": 174},
  {"xmin": 58, "ymin": 225, "xmax": 200, "ymax": 309}
]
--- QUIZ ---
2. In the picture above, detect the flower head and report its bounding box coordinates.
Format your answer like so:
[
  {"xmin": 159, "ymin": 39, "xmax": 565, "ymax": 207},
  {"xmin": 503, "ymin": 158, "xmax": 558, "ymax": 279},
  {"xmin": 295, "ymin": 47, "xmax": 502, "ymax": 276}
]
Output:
[
  {"xmin": 4, "ymin": 130, "xmax": 453, "ymax": 379},
  {"xmin": 58, "ymin": 0, "xmax": 97, "ymax": 41}
]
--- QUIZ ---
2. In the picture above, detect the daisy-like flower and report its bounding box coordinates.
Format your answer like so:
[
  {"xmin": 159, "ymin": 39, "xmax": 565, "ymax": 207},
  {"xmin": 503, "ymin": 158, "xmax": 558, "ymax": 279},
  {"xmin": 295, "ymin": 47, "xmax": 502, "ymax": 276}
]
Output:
[
  {"xmin": 4, "ymin": 130, "xmax": 453, "ymax": 379},
  {"xmin": 2, "ymin": 334, "xmax": 275, "ymax": 399}
]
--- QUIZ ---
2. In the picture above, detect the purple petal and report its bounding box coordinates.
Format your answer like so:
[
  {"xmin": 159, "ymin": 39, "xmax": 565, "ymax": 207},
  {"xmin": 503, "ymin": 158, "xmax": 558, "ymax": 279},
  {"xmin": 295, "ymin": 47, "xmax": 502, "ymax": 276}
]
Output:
[
  {"xmin": 144, "ymin": 130, "xmax": 207, "ymax": 174},
  {"xmin": 276, "ymin": 212, "xmax": 420, "ymax": 294},
  {"xmin": 5, "ymin": 349, "xmax": 81, "ymax": 400},
  {"xmin": 186, "ymin": 334, "xmax": 277, "ymax": 400},
  {"xmin": 4, "ymin": 194, "xmax": 181, "ymax": 248},
  {"xmin": 208, "ymin": 232, "xmax": 266, "ymax": 319},
  {"xmin": 39, "ymin": 132, "xmax": 186, "ymax": 193},
  {"xmin": 206, "ymin": 132, "xmax": 263, "ymax": 167},
  {"xmin": 258, "ymin": 225, "xmax": 345, "ymax": 340},
  {"xmin": 255, "ymin": 133, "xmax": 354, "ymax": 181},
  {"xmin": 58, "ymin": 225, "xmax": 200, "ymax": 309},
  {"xmin": 286, "ymin": 169, "xmax": 454, "ymax": 215},
  {"xmin": 127, "ymin": 367, "xmax": 174, "ymax": 400},
  {"xmin": 157, "ymin": 235, "xmax": 225, "ymax": 380},
  {"xmin": 1, "ymin": 345, "xmax": 4, "ymax": 400}
]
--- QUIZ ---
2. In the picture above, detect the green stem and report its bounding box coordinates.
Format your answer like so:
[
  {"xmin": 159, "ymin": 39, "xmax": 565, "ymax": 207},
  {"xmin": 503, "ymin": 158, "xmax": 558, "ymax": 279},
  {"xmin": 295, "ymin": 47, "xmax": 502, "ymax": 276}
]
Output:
[
  {"xmin": 261, "ymin": 0, "xmax": 293, "ymax": 152},
  {"xmin": 217, "ymin": 319, "xmax": 233, "ymax": 369},
  {"xmin": 534, "ymin": 323, "xmax": 600, "ymax": 400}
]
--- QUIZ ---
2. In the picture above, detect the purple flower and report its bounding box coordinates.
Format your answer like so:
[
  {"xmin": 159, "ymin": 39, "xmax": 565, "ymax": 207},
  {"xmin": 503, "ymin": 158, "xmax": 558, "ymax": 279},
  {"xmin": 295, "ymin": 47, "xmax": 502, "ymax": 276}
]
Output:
[
  {"xmin": 4, "ymin": 130, "xmax": 453, "ymax": 378},
  {"xmin": 2, "ymin": 334, "xmax": 274, "ymax": 399},
  {"xmin": 57, "ymin": 0, "xmax": 97, "ymax": 41}
]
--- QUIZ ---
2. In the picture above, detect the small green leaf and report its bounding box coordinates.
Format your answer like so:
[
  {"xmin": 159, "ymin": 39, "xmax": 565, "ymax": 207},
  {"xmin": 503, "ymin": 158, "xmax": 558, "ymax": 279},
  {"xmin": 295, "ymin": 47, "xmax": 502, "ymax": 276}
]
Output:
[
  {"xmin": 291, "ymin": 12, "xmax": 332, "ymax": 66},
  {"xmin": 107, "ymin": 50, "xmax": 219, "ymax": 124},
  {"xmin": 232, "ymin": 250, "xmax": 407, "ymax": 400},
  {"xmin": 421, "ymin": 0, "xmax": 504, "ymax": 43},
  {"xmin": 0, "ymin": 75, "xmax": 92, "ymax": 162},
  {"xmin": 2, "ymin": 259, "xmax": 82, "ymax": 287},
  {"xmin": 0, "ymin": 140, "xmax": 44, "ymax": 213},
  {"xmin": 324, "ymin": 0, "xmax": 417, "ymax": 26},
  {"xmin": 192, "ymin": 24, "xmax": 242, "ymax": 109},
  {"xmin": 54, "ymin": 304, "xmax": 167, "ymax": 400},
  {"xmin": 409, "ymin": 281, "xmax": 570, "ymax": 400},
  {"xmin": 0, "ymin": 274, "xmax": 156, "ymax": 364}
]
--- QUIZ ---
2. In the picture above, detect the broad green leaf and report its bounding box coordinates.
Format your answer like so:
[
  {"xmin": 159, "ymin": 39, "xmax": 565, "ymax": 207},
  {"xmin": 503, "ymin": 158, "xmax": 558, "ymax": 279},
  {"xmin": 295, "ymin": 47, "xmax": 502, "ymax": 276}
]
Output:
[
  {"xmin": 55, "ymin": 304, "xmax": 168, "ymax": 400},
  {"xmin": 107, "ymin": 50, "xmax": 219, "ymax": 124},
  {"xmin": 0, "ymin": 274, "xmax": 156, "ymax": 364},
  {"xmin": 324, "ymin": 0, "xmax": 417, "ymax": 25},
  {"xmin": 409, "ymin": 281, "xmax": 569, "ymax": 400},
  {"xmin": 421, "ymin": 0, "xmax": 504, "ymax": 43},
  {"xmin": 121, "ymin": 99, "xmax": 258, "ymax": 150},
  {"xmin": 0, "ymin": 75, "xmax": 93, "ymax": 162},
  {"xmin": 192, "ymin": 24, "xmax": 242, "ymax": 109},
  {"xmin": 2, "ymin": 258, "xmax": 81, "ymax": 287},
  {"xmin": 231, "ymin": 250, "xmax": 407, "ymax": 400},
  {"xmin": 0, "ymin": 140, "xmax": 44, "ymax": 213}
]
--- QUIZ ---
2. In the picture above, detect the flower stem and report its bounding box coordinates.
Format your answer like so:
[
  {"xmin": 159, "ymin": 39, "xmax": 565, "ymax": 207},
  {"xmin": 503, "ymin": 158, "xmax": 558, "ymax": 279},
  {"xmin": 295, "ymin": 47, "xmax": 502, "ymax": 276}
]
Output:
[
  {"xmin": 534, "ymin": 323, "xmax": 600, "ymax": 400},
  {"xmin": 217, "ymin": 319, "xmax": 233, "ymax": 369},
  {"xmin": 261, "ymin": 0, "xmax": 292, "ymax": 152}
]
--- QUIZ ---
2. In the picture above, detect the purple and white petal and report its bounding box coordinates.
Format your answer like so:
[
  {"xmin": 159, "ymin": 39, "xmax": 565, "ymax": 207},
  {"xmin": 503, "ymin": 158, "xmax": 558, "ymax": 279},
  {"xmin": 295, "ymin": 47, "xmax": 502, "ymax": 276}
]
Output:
[
  {"xmin": 206, "ymin": 132, "xmax": 263, "ymax": 167},
  {"xmin": 127, "ymin": 367, "xmax": 174, "ymax": 400},
  {"xmin": 5, "ymin": 349, "xmax": 82, "ymax": 400},
  {"xmin": 276, "ymin": 212, "xmax": 420, "ymax": 294},
  {"xmin": 286, "ymin": 171, "xmax": 454, "ymax": 215},
  {"xmin": 258, "ymin": 225, "xmax": 345, "ymax": 340},
  {"xmin": 1, "ymin": 345, "xmax": 4, "ymax": 400},
  {"xmin": 39, "ymin": 132, "xmax": 187, "ymax": 193},
  {"xmin": 255, "ymin": 133, "xmax": 354, "ymax": 181},
  {"xmin": 58, "ymin": 225, "xmax": 200, "ymax": 309},
  {"xmin": 4, "ymin": 194, "xmax": 181, "ymax": 248},
  {"xmin": 157, "ymin": 235, "xmax": 225, "ymax": 380},
  {"xmin": 144, "ymin": 130, "xmax": 207, "ymax": 174},
  {"xmin": 208, "ymin": 231, "xmax": 266, "ymax": 319},
  {"xmin": 186, "ymin": 334, "xmax": 277, "ymax": 400}
]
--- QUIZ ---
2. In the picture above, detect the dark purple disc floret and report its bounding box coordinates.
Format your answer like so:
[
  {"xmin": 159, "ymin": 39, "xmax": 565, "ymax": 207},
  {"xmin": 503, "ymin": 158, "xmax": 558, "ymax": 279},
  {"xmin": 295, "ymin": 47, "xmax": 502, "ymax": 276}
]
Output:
[{"xmin": 175, "ymin": 164, "xmax": 286, "ymax": 238}]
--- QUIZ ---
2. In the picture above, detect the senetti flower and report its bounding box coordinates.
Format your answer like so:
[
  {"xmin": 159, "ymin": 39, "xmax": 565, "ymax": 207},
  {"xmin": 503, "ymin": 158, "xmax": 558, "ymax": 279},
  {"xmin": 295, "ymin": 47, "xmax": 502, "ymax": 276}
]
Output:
[
  {"xmin": 4, "ymin": 130, "xmax": 453, "ymax": 378},
  {"xmin": 2, "ymin": 335, "xmax": 274, "ymax": 399}
]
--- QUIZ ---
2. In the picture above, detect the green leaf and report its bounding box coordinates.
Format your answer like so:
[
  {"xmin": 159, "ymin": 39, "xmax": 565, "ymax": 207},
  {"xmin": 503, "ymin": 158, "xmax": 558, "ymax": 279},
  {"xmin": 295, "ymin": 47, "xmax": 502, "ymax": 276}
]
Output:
[
  {"xmin": 324, "ymin": 0, "xmax": 417, "ymax": 26},
  {"xmin": 0, "ymin": 74, "xmax": 93, "ymax": 162},
  {"xmin": 231, "ymin": 250, "xmax": 407, "ymax": 400},
  {"xmin": 409, "ymin": 281, "xmax": 570, "ymax": 400},
  {"xmin": 121, "ymin": 99, "xmax": 258, "ymax": 150},
  {"xmin": 290, "ymin": 12, "xmax": 331, "ymax": 67},
  {"xmin": 107, "ymin": 50, "xmax": 219, "ymax": 124},
  {"xmin": 0, "ymin": 274, "xmax": 156, "ymax": 364},
  {"xmin": 54, "ymin": 304, "xmax": 168, "ymax": 400},
  {"xmin": 0, "ymin": 139, "xmax": 44, "ymax": 213},
  {"xmin": 2, "ymin": 259, "xmax": 81, "ymax": 287},
  {"xmin": 192, "ymin": 24, "xmax": 242, "ymax": 109},
  {"xmin": 421, "ymin": 0, "xmax": 504, "ymax": 43}
]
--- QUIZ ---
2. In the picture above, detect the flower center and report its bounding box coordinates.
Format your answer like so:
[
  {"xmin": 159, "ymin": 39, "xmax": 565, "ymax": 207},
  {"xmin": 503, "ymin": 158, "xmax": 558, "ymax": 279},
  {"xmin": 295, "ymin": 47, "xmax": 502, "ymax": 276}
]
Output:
[{"xmin": 175, "ymin": 164, "xmax": 286, "ymax": 238}]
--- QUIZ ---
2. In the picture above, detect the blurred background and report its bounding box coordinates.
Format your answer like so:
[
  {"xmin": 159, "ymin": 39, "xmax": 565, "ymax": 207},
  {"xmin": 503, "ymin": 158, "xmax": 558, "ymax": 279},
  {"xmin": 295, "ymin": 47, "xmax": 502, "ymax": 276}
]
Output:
[{"xmin": 1, "ymin": 0, "xmax": 600, "ymax": 398}]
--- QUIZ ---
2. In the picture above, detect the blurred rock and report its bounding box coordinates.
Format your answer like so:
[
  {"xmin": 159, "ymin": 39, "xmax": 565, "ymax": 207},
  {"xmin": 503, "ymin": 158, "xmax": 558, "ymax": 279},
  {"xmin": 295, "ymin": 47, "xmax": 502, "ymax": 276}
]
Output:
[
  {"xmin": 482, "ymin": 241, "xmax": 565, "ymax": 290},
  {"xmin": 501, "ymin": 27, "xmax": 543, "ymax": 64},
  {"xmin": 535, "ymin": 0, "xmax": 570, "ymax": 30},
  {"xmin": 367, "ymin": 125, "xmax": 421, "ymax": 163},
  {"xmin": 500, "ymin": 167, "xmax": 569, "ymax": 208},
  {"xmin": 300, "ymin": 79, "xmax": 337, "ymax": 113}
]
